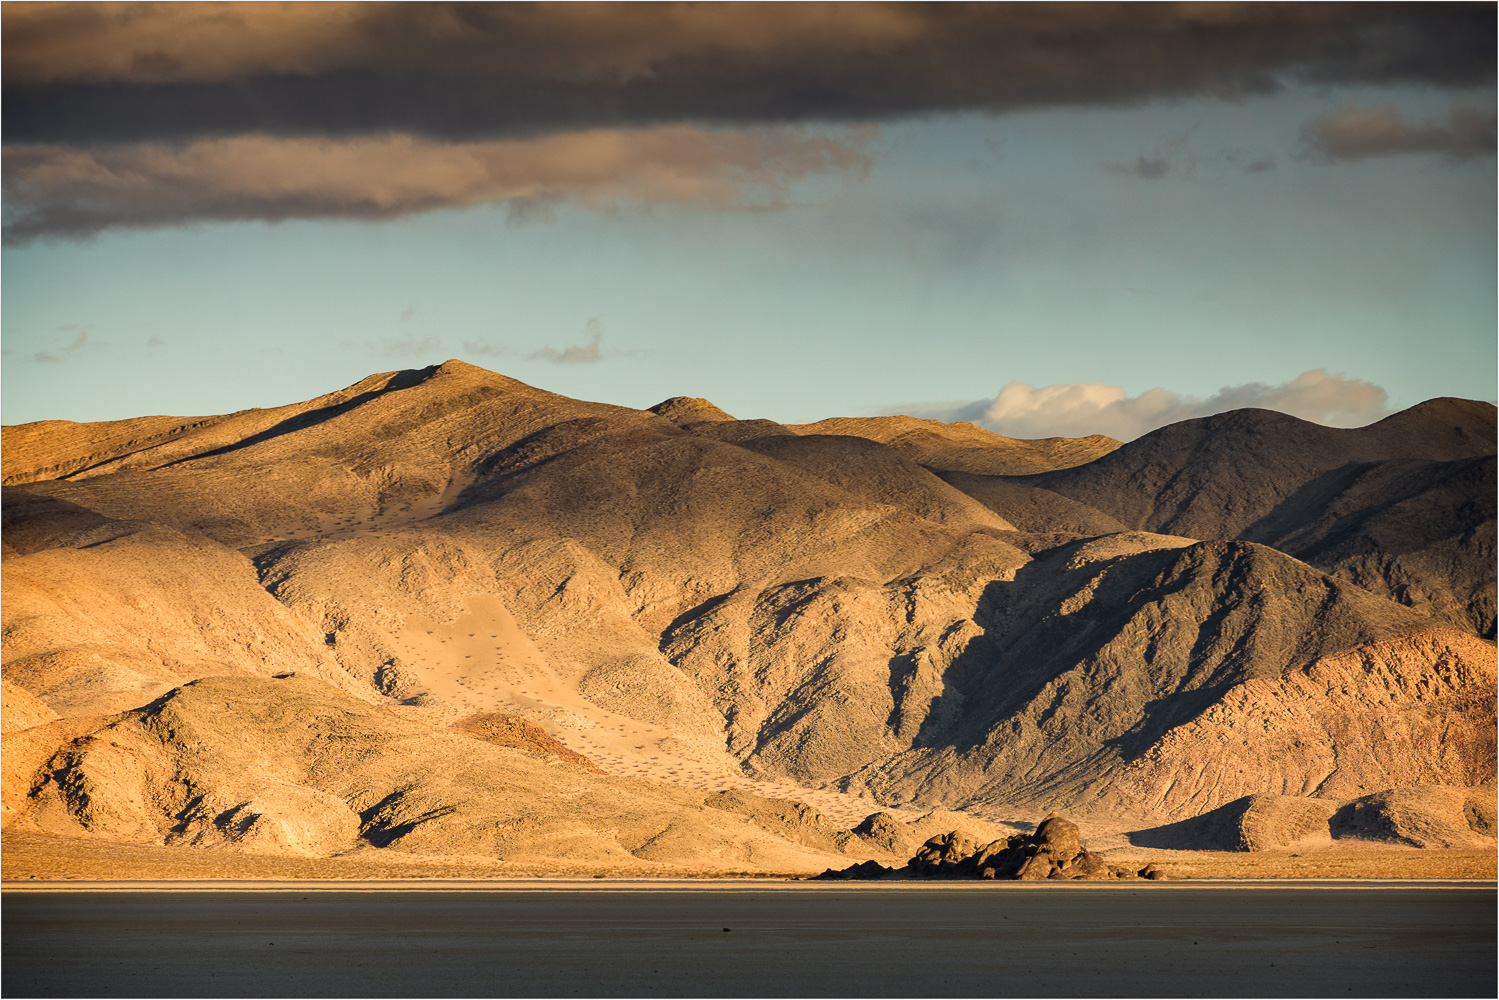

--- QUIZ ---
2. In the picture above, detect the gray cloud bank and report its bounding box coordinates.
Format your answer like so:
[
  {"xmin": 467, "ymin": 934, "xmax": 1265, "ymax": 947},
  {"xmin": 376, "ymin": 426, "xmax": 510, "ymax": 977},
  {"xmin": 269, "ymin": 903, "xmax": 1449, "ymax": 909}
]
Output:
[
  {"xmin": 1, "ymin": 127, "xmax": 871, "ymax": 243},
  {"xmin": 4, "ymin": 4, "xmax": 1492, "ymax": 144},
  {"xmin": 915, "ymin": 369, "xmax": 1390, "ymax": 441}
]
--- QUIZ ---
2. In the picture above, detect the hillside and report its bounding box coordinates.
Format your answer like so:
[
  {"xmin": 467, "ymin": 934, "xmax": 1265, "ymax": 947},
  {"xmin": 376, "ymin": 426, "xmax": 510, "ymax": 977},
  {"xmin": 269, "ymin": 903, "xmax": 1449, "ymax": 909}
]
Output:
[
  {"xmin": 992, "ymin": 402, "xmax": 1498, "ymax": 637},
  {"xmin": 3, "ymin": 360, "xmax": 1493, "ymax": 865}
]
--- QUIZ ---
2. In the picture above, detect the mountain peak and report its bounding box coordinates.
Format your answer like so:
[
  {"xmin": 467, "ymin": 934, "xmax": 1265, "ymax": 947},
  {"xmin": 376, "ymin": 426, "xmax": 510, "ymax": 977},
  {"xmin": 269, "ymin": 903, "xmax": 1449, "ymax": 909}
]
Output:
[{"xmin": 649, "ymin": 396, "xmax": 736, "ymax": 425}]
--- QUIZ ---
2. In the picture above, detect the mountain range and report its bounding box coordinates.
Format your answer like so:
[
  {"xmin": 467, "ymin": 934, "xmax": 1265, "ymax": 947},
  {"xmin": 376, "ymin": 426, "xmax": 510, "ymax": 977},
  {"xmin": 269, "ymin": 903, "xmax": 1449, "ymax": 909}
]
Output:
[{"xmin": 3, "ymin": 360, "xmax": 1493, "ymax": 869}]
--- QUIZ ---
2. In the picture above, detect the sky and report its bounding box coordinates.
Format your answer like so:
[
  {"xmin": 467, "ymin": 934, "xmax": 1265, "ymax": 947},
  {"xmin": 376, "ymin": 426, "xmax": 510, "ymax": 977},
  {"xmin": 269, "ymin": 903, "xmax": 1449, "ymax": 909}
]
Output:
[{"xmin": 3, "ymin": 2, "xmax": 1495, "ymax": 440}]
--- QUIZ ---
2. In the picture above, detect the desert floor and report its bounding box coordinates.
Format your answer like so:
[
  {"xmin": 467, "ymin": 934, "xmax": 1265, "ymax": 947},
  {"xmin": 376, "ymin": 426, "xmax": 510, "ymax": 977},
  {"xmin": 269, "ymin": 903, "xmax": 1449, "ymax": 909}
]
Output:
[
  {"xmin": 4, "ymin": 884, "xmax": 1494, "ymax": 998},
  {"xmin": 4, "ymin": 831, "xmax": 1495, "ymax": 882}
]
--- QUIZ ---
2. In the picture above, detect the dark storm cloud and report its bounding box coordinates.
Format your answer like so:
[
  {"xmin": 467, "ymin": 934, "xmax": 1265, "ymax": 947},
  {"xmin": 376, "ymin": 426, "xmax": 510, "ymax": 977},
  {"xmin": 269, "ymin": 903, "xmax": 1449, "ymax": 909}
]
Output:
[
  {"xmin": 3, "ymin": 3, "xmax": 1493, "ymax": 144},
  {"xmin": 5, "ymin": 3, "xmax": 1492, "ymax": 243}
]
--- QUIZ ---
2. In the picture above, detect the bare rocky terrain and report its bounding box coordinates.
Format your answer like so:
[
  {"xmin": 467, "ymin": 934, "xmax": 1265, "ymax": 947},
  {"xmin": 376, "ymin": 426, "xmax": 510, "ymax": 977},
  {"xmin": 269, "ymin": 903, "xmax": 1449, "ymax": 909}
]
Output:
[{"xmin": 2, "ymin": 360, "xmax": 1493, "ymax": 875}]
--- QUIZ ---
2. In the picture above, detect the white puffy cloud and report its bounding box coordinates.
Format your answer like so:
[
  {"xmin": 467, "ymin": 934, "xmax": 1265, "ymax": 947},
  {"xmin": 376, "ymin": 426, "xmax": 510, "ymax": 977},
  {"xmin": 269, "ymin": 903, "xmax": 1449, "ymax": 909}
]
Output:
[{"xmin": 918, "ymin": 369, "xmax": 1390, "ymax": 441}]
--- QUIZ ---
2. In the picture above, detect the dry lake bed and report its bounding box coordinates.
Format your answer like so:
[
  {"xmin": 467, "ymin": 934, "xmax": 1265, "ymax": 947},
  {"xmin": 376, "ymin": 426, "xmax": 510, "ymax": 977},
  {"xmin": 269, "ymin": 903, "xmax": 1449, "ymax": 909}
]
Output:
[{"xmin": 3, "ymin": 881, "xmax": 1493, "ymax": 997}]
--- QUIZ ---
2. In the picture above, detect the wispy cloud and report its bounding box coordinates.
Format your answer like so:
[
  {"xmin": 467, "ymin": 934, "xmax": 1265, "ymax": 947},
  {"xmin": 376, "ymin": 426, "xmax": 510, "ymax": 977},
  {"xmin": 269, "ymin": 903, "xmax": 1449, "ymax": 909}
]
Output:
[
  {"xmin": 1, "ymin": 126, "xmax": 874, "ymax": 244},
  {"xmin": 1105, "ymin": 128, "xmax": 1277, "ymax": 181},
  {"xmin": 462, "ymin": 339, "xmax": 508, "ymax": 357},
  {"xmin": 1105, "ymin": 128, "xmax": 1198, "ymax": 180},
  {"xmin": 529, "ymin": 319, "xmax": 604, "ymax": 365},
  {"xmin": 908, "ymin": 369, "xmax": 1389, "ymax": 441},
  {"xmin": 1221, "ymin": 148, "xmax": 1277, "ymax": 174},
  {"xmin": 1301, "ymin": 103, "xmax": 1496, "ymax": 162},
  {"xmin": 31, "ymin": 326, "xmax": 95, "ymax": 363}
]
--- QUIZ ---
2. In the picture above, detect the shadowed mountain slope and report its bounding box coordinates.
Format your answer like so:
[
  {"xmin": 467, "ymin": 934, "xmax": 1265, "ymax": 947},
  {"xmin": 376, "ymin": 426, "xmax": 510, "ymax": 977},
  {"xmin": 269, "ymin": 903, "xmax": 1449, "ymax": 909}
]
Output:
[
  {"xmin": 1025, "ymin": 400, "xmax": 1496, "ymax": 539},
  {"xmin": 947, "ymin": 401, "xmax": 1497, "ymax": 637}
]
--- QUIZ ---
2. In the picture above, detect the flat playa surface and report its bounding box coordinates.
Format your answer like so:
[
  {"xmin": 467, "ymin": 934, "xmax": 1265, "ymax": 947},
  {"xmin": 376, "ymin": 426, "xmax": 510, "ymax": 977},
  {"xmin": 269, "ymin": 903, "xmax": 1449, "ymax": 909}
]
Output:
[{"xmin": 5, "ymin": 883, "xmax": 1494, "ymax": 998}]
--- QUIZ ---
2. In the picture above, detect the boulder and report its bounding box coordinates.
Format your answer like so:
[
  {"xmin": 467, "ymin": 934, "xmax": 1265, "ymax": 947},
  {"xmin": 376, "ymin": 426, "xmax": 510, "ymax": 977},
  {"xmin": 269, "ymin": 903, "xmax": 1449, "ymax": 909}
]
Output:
[
  {"xmin": 909, "ymin": 831, "xmax": 980, "ymax": 874},
  {"xmin": 1016, "ymin": 853, "xmax": 1055, "ymax": 880},
  {"xmin": 1060, "ymin": 851, "xmax": 1110, "ymax": 880},
  {"xmin": 1034, "ymin": 814, "xmax": 1084, "ymax": 860}
]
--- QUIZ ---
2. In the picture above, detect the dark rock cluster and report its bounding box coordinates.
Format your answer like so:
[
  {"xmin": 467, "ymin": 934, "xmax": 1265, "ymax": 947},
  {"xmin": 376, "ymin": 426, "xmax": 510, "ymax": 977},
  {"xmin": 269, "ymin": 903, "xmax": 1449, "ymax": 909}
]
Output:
[{"xmin": 813, "ymin": 815, "xmax": 1167, "ymax": 881}]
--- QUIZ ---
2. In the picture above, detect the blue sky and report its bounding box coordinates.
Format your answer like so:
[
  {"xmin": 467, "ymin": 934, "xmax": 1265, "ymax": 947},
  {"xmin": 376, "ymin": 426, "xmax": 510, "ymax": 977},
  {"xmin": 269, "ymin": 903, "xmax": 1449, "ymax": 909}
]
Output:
[{"xmin": 3, "ymin": 5, "xmax": 1493, "ymax": 438}]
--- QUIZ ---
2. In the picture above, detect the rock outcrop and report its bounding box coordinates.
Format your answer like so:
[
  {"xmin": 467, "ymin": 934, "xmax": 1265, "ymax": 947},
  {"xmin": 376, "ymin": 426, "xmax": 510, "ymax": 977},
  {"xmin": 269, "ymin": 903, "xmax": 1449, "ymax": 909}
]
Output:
[{"xmin": 815, "ymin": 815, "xmax": 1162, "ymax": 881}]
